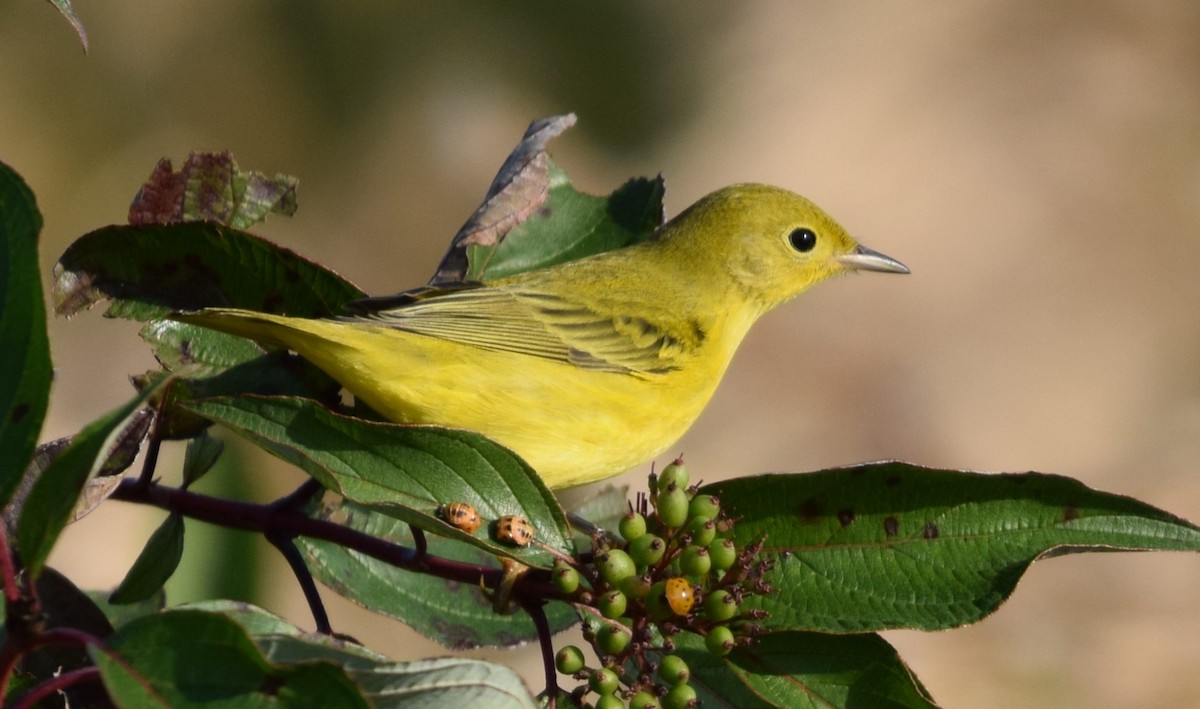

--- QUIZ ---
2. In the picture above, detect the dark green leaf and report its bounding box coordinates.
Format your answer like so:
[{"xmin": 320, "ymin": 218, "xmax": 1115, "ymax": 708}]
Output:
[
  {"xmin": 181, "ymin": 432, "xmax": 224, "ymax": 488},
  {"xmin": 300, "ymin": 499, "xmax": 578, "ymax": 648},
  {"xmin": 52, "ymin": 222, "xmax": 363, "ymax": 320},
  {"xmin": 86, "ymin": 588, "xmax": 166, "ymax": 631},
  {"xmin": 0, "ymin": 160, "xmax": 51, "ymax": 512},
  {"xmin": 676, "ymin": 631, "xmax": 938, "ymax": 709},
  {"xmin": 128, "ymin": 153, "xmax": 298, "ymax": 229},
  {"xmin": 465, "ymin": 165, "xmax": 664, "ymax": 282},
  {"xmin": 184, "ymin": 395, "xmax": 572, "ymax": 566},
  {"xmin": 17, "ymin": 380, "xmax": 166, "ymax": 578},
  {"xmin": 110, "ymin": 513, "xmax": 186, "ymax": 604},
  {"xmin": 703, "ymin": 462, "xmax": 1200, "ymax": 633},
  {"xmin": 91, "ymin": 609, "xmax": 367, "ymax": 707}
]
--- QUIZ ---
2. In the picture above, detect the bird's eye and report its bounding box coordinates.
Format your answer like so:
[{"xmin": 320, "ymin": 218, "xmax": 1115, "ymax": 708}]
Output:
[{"xmin": 788, "ymin": 228, "xmax": 817, "ymax": 253}]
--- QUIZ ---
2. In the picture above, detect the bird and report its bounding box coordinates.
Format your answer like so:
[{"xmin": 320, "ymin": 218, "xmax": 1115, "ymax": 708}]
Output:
[{"xmin": 174, "ymin": 183, "xmax": 908, "ymax": 488}]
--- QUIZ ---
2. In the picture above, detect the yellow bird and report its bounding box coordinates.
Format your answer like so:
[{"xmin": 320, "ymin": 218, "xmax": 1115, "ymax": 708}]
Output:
[{"xmin": 175, "ymin": 184, "xmax": 908, "ymax": 488}]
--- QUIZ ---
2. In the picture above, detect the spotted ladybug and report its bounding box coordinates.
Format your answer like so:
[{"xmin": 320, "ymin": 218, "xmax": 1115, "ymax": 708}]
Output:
[
  {"xmin": 665, "ymin": 577, "xmax": 695, "ymax": 616},
  {"xmin": 439, "ymin": 502, "xmax": 481, "ymax": 534},
  {"xmin": 495, "ymin": 515, "xmax": 535, "ymax": 547}
]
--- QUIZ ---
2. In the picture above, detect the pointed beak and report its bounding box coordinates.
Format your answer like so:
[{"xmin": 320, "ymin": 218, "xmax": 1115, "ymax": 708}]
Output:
[{"xmin": 837, "ymin": 244, "xmax": 910, "ymax": 274}]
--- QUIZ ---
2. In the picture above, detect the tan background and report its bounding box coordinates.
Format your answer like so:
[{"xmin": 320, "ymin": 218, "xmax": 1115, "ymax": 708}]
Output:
[{"xmin": 4, "ymin": 1, "xmax": 1199, "ymax": 706}]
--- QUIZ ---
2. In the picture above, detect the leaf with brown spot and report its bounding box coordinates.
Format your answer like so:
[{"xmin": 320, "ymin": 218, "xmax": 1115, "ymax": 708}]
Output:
[
  {"xmin": 426, "ymin": 114, "xmax": 664, "ymax": 285},
  {"xmin": 702, "ymin": 461, "xmax": 1200, "ymax": 634},
  {"xmin": 128, "ymin": 152, "xmax": 298, "ymax": 230}
]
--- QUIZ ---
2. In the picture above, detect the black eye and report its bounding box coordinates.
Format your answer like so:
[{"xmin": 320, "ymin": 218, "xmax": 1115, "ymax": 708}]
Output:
[{"xmin": 788, "ymin": 228, "xmax": 817, "ymax": 253}]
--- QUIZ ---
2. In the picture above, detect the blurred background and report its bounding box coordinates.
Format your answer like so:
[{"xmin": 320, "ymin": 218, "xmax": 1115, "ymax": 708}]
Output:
[{"xmin": 5, "ymin": 1, "xmax": 1200, "ymax": 705}]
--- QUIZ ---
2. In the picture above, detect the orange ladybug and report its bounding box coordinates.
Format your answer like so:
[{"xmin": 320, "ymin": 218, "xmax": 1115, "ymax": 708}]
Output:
[
  {"xmin": 665, "ymin": 577, "xmax": 695, "ymax": 616},
  {"xmin": 439, "ymin": 502, "xmax": 481, "ymax": 534},
  {"xmin": 496, "ymin": 515, "xmax": 535, "ymax": 547}
]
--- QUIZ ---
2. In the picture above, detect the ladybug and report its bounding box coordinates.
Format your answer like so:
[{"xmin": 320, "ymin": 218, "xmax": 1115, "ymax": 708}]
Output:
[
  {"xmin": 495, "ymin": 515, "xmax": 535, "ymax": 547},
  {"xmin": 665, "ymin": 577, "xmax": 695, "ymax": 616},
  {"xmin": 439, "ymin": 502, "xmax": 481, "ymax": 534}
]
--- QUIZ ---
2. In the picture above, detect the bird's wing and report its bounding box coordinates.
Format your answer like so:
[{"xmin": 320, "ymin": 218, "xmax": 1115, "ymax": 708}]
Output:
[{"xmin": 344, "ymin": 284, "xmax": 703, "ymax": 374}]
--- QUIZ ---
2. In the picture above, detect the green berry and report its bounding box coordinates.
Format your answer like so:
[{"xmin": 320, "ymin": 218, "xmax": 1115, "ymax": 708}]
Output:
[
  {"xmin": 686, "ymin": 516, "xmax": 716, "ymax": 546},
  {"xmin": 619, "ymin": 511, "xmax": 648, "ymax": 541},
  {"xmin": 589, "ymin": 667, "xmax": 620, "ymax": 695},
  {"xmin": 596, "ymin": 549, "xmax": 637, "ymax": 586},
  {"xmin": 703, "ymin": 589, "xmax": 739, "ymax": 622},
  {"xmin": 657, "ymin": 654, "xmax": 690, "ymax": 685},
  {"xmin": 708, "ymin": 537, "xmax": 737, "ymax": 571},
  {"xmin": 645, "ymin": 581, "xmax": 673, "ymax": 621},
  {"xmin": 657, "ymin": 487, "xmax": 690, "ymax": 529},
  {"xmin": 555, "ymin": 645, "xmax": 585, "ymax": 674},
  {"xmin": 662, "ymin": 683, "xmax": 698, "ymax": 709},
  {"xmin": 595, "ymin": 695, "xmax": 625, "ymax": 709},
  {"xmin": 552, "ymin": 561, "xmax": 580, "ymax": 594},
  {"xmin": 705, "ymin": 625, "xmax": 735, "ymax": 656},
  {"xmin": 599, "ymin": 589, "xmax": 627, "ymax": 619},
  {"xmin": 619, "ymin": 574, "xmax": 653, "ymax": 601},
  {"xmin": 679, "ymin": 545, "xmax": 711, "ymax": 576},
  {"xmin": 627, "ymin": 534, "xmax": 666, "ymax": 567},
  {"xmin": 688, "ymin": 494, "xmax": 720, "ymax": 521},
  {"xmin": 596, "ymin": 624, "xmax": 631, "ymax": 655},
  {"xmin": 628, "ymin": 690, "xmax": 661, "ymax": 709},
  {"xmin": 658, "ymin": 459, "xmax": 689, "ymax": 491}
]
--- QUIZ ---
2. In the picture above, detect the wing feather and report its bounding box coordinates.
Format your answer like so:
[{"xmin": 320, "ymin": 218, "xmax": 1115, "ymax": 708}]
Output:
[{"xmin": 342, "ymin": 284, "xmax": 704, "ymax": 374}]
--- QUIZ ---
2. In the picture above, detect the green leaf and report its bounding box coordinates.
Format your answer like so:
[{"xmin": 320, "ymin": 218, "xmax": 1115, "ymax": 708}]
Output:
[
  {"xmin": 181, "ymin": 602, "xmax": 540, "ymax": 708},
  {"xmin": 182, "ymin": 432, "xmax": 225, "ymax": 488},
  {"xmin": 52, "ymin": 221, "xmax": 364, "ymax": 321},
  {"xmin": 110, "ymin": 513, "xmax": 186, "ymax": 604},
  {"xmin": 300, "ymin": 499, "xmax": 578, "ymax": 648},
  {"xmin": 128, "ymin": 153, "xmax": 298, "ymax": 230},
  {"xmin": 703, "ymin": 462, "xmax": 1200, "ymax": 633},
  {"xmin": 91, "ymin": 609, "xmax": 368, "ymax": 707},
  {"xmin": 17, "ymin": 381, "xmax": 166, "ymax": 578},
  {"xmin": 676, "ymin": 631, "xmax": 937, "ymax": 709},
  {"xmin": 184, "ymin": 395, "xmax": 572, "ymax": 566},
  {"xmin": 0, "ymin": 160, "xmax": 51, "ymax": 512},
  {"xmin": 465, "ymin": 165, "xmax": 664, "ymax": 282}
]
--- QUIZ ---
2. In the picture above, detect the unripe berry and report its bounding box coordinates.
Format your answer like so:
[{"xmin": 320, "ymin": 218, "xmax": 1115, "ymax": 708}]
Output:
[
  {"xmin": 703, "ymin": 589, "xmax": 739, "ymax": 622},
  {"xmin": 596, "ymin": 549, "xmax": 637, "ymax": 586},
  {"xmin": 595, "ymin": 695, "xmax": 625, "ymax": 709},
  {"xmin": 656, "ymin": 486, "xmax": 689, "ymax": 529},
  {"xmin": 596, "ymin": 623, "xmax": 631, "ymax": 655},
  {"xmin": 555, "ymin": 645, "xmax": 585, "ymax": 674},
  {"xmin": 657, "ymin": 653, "xmax": 690, "ymax": 685},
  {"xmin": 688, "ymin": 494, "xmax": 720, "ymax": 522},
  {"xmin": 679, "ymin": 545, "xmax": 711, "ymax": 576},
  {"xmin": 599, "ymin": 589, "xmax": 627, "ymax": 619},
  {"xmin": 658, "ymin": 459, "xmax": 689, "ymax": 491},
  {"xmin": 619, "ymin": 511, "xmax": 648, "ymax": 542},
  {"xmin": 662, "ymin": 683, "xmax": 698, "ymax": 709},
  {"xmin": 552, "ymin": 561, "xmax": 580, "ymax": 594},
  {"xmin": 686, "ymin": 516, "xmax": 716, "ymax": 547},
  {"xmin": 589, "ymin": 667, "xmax": 620, "ymax": 695},
  {"xmin": 708, "ymin": 537, "xmax": 737, "ymax": 571},
  {"xmin": 619, "ymin": 574, "xmax": 653, "ymax": 601},
  {"xmin": 705, "ymin": 625, "xmax": 735, "ymax": 657},
  {"xmin": 628, "ymin": 690, "xmax": 661, "ymax": 709},
  {"xmin": 627, "ymin": 533, "xmax": 666, "ymax": 567}
]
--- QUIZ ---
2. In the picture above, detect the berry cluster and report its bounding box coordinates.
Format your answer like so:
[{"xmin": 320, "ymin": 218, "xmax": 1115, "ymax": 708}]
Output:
[{"xmin": 551, "ymin": 460, "xmax": 771, "ymax": 708}]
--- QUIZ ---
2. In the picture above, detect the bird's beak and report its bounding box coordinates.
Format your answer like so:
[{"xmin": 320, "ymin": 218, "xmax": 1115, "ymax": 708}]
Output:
[{"xmin": 837, "ymin": 244, "xmax": 910, "ymax": 274}]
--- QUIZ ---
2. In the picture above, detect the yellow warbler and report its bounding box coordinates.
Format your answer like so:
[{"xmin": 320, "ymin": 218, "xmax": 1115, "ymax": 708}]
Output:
[{"xmin": 175, "ymin": 184, "xmax": 907, "ymax": 488}]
